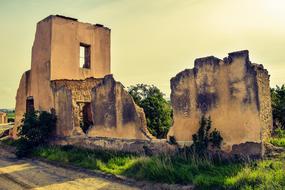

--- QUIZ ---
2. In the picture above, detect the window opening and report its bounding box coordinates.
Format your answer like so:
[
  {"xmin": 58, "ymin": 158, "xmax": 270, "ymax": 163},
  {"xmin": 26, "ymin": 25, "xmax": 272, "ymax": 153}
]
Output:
[{"xmin": 79, "ymin": 43, "xmax": 91, "ymax": 69}]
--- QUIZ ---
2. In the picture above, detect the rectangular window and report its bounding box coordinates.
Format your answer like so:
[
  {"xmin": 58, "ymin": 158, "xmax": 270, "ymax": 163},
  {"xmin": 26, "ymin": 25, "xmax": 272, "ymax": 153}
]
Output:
[{"xmin": 79, "ymin": 43, "xmax": 91, "ymax": 69}]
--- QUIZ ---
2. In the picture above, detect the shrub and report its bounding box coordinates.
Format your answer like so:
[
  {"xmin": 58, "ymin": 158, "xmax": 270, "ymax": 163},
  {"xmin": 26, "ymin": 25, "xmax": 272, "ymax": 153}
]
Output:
[
  {"xmin": 209, "ymin": 128, "xmax": 223, "ymax": 149},
  {"xmin": 192, "ymin": 116, "xmax": 223, "ymax": 155},
  {"xmin": 16, "ymin": 110, "xmax": 57, "ymax": 157}
]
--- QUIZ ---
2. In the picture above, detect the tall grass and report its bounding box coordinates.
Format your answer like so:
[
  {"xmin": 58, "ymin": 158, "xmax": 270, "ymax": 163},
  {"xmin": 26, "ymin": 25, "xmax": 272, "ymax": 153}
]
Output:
[
  {"xmin": 32, "ymin": 146, "xmax": 245, "ymax": 189},
  {"xmin": 1, "ymin": 140, "xmax": 284, "ymax": 189}
]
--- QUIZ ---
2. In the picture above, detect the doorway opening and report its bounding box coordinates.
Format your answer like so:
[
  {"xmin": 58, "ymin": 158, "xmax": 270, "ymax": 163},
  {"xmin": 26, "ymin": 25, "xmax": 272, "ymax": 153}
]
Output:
[
  {"xmin": 26, "ymin": 96, "xmax": 34, "ymax": 113},
  {"xmin": 78, "ymin": 102, "xmax": 93, "ymax": 133}
]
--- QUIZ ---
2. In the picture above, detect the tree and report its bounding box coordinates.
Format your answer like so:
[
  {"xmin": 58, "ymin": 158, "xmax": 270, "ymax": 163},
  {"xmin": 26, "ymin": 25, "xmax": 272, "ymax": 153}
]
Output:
[
  {"xmin": 271, "ymin": 85, "xmax": 285, "ymax": 130},
  {"xmin": 128, "ymin": 84, "xmax": 173, "ymax": 138}
]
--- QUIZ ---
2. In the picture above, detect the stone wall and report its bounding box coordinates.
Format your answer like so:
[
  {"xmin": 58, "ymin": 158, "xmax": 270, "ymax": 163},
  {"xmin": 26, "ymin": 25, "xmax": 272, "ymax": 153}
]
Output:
[
  {"xmin": 51, "ymin": 136, "xmax": 175, "ymax": 156},
  {"xmin": 168, "ymin": 50, "xmax": 272, "ymax": 156},
  {"xmin": 51, "ymin": 78, "xmax": 101, "ymax": 136}
]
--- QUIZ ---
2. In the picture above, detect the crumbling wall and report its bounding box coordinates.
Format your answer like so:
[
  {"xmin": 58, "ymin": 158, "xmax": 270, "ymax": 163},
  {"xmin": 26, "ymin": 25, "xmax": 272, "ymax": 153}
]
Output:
[
  {"xmin": 168, "ymin": 50, "xmax": 272, "ymax": 155},
  {"xmin": 89, "ymin": 75, "xmax": 153, "ymax": 140},
  {"xmin": 255, "ymin": 65, "xmax": 273, "ymax": 141},
  {"xmin": 51, "ymin": 78, "xmax": 101, "ymax": 136},
  {"xmin": 52, "ymin": 137, "xmax": 174, "ymax": 156},
  {"xmin": 51, "ymin": 75, "xmax": 153, "ymax": 140},
  {"xmin": 13, "ymin": 70, "xmax": 31, "ymax": 138},
  {"xmin": 13, "ymin": 15, "xmax": 112, "ymax": 138}
]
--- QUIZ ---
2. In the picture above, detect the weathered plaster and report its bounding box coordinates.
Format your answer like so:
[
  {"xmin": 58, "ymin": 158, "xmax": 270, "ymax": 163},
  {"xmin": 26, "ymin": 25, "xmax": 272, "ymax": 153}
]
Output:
[
  {"xmin": 168, "ymin": 50, "xmax": 273, "ymax": 154},
  {"xmin": 89, "ymin": 75, "xmax": 153, "ymax": 140}
]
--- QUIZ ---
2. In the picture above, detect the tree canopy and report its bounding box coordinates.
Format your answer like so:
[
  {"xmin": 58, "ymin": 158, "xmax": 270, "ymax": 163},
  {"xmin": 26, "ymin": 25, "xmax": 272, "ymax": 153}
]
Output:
[
  {"xmin": 128, "ymin": 84, "xmax": 173, "ymax": 138},
  {"xmin": 271, "ymin": 85, "xmax": 285, "ymax": 130}
]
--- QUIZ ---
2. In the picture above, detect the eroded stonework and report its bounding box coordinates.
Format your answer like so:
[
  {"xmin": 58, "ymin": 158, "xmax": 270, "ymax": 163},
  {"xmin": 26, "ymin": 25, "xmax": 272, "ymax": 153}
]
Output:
[
  {"xmin": 51, "ymin": 75, "xmax": 153, "ymax": 140},
  {"xmin": 168, "ymin": 50, "xmax": 273, "ymax": 155},
  {"xmin": 51, "ymin": 78, "xmax": 101, "ymax": 136}
]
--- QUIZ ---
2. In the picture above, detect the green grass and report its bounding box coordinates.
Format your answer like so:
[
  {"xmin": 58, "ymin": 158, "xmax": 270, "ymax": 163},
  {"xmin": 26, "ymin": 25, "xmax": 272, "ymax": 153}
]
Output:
[
  {"xmin": 31, "ymin": 145, "xmax": 284, "ymax": 189},
  {"xmin": 225, "ymin": 157, "xmax": 285, "ymax": 190},
  {"xmin": 1, "ymin": 137, "xmax": 285, "ymax": 189},
  {"xmin": 270, "ymin": 138, "xmax": 285, "ymax": 148}
]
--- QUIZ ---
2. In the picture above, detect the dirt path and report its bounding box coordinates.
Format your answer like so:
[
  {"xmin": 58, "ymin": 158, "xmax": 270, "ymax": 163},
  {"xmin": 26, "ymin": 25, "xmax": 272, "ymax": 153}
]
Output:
[{"xmin": 0, "ymin": 147, "xmax": 139, "ymax": 190}]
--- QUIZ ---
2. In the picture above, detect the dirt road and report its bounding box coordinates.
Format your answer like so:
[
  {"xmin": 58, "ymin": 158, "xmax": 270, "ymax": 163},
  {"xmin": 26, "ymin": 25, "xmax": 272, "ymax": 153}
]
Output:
[{"xmin": 0, "ymin": 146, "xmax": 139, "ymax": 190}]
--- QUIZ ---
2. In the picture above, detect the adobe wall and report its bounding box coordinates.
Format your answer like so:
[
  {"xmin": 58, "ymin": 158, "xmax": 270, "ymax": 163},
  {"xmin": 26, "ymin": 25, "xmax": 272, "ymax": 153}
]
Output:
[{"xmin": 168, "ymin": 50, "xmax": 272, "ymax": 155}]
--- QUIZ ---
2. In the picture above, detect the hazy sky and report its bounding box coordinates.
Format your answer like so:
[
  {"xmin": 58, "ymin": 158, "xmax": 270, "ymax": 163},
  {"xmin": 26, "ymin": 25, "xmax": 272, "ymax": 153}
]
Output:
[{"xmin": 0, "ymin": 0, "xmax": 285, "ymax": 108}]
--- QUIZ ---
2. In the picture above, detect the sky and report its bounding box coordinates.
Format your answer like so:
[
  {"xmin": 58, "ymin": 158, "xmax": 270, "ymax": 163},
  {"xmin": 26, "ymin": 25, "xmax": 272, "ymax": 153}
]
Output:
[{"xmin": 0, "ymin": 0, "xmax": 285, "ymax": 108}]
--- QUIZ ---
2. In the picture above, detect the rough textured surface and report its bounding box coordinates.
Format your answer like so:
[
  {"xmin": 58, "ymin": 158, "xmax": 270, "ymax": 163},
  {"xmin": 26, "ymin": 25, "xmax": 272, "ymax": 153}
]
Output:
[
  {"xmin": 89, "ymin": 75, "xmax": 153, "ymax": 140},
  {"xmin": 168, "ymin": 50, "xmax": 273, "ymax": 156},
  {"xmin": 51, "ymin": 78, "xmax": 101, "ymax": 136},
  {"xmin": 52, "ymin": 136, "xmax": 175, "ymax": 156}
]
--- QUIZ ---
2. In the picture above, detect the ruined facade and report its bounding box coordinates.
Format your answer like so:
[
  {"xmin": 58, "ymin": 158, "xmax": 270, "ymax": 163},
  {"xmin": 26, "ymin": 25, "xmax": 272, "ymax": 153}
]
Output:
[
  {"xmin": 14, "ymin": 15, "xmax": 152, "ymax": 140},
  {"xmin": 168, "ymin": 50, "xmax": 273, "ymax": 155},
  {"xmin": 0, "ymin": 112, "xmax": 8, "ymax": 124},
  {"xmin": 14, "ymin": 15, "xmax": 273, "ymax": 156}
]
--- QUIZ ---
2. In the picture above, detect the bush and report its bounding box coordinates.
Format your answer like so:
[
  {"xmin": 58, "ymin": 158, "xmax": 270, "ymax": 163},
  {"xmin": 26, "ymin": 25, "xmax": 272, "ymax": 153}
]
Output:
[
  {"xmin": 192, "ymin": 116, "xmax": 223, "ymax": 155},
  {"xmin": 16, "ymin": 110, "xmax": 57, "ymax": 157}
]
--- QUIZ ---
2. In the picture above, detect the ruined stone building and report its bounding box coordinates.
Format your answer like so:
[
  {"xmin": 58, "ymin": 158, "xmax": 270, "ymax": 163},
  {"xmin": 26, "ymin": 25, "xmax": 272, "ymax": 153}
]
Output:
[
  {"xmin": 168, "ymin": 50, "xmax": 273, "ymax": 155},
  {"xmin": 0, "ymin": 112, "xmax": 8, "ymax": 124},
  {"xmin": 14, "ymin": 15, "xmax": 152, "ymax": 140},
  {"xmin": 14, "ymin": 15, "xmax": 272, "ymax": 157}
]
